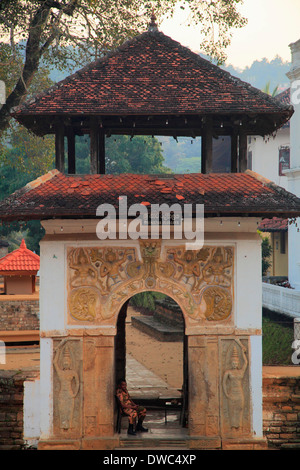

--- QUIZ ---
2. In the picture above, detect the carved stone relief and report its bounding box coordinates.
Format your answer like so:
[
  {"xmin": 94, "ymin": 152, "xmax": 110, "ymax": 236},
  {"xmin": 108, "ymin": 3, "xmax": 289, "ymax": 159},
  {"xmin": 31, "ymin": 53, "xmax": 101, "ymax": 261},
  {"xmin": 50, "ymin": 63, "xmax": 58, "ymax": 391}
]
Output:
[
  {"xmin": 53, "ymin": 338, "xmax": 82, "ymax": 437},
  {"xmin": 67, "ymin": 243, "xmax": 234, "ymax": 325},
  {"xmin": 220, "ymin": 338, "xmax": 251, "ymax": 437}
]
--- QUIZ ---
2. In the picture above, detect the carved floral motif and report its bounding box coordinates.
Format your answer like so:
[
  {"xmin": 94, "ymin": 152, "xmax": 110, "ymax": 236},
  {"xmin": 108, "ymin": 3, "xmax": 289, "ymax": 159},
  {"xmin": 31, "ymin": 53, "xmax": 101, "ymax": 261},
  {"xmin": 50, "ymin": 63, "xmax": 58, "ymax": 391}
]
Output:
[{"xmin": 67, "ymin": 243, "xmax": 234, "ymax": 324}]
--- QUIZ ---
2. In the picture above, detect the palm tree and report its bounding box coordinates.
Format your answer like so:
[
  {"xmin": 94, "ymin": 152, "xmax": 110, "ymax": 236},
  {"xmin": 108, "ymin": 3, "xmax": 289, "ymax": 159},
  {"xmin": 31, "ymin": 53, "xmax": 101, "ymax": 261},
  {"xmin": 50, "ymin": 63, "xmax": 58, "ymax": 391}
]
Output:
[{"xmin": 262, "ymin": 81, "xmax": 279, "ymax": 97}]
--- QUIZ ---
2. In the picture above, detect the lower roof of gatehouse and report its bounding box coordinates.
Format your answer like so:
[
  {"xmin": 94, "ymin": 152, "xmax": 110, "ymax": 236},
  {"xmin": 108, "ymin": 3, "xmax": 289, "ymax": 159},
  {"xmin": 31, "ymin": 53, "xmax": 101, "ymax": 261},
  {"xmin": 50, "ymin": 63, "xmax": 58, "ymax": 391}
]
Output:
[{"xmin": 0, "ymin": 170, "xmax": 299, "ymax": 222}]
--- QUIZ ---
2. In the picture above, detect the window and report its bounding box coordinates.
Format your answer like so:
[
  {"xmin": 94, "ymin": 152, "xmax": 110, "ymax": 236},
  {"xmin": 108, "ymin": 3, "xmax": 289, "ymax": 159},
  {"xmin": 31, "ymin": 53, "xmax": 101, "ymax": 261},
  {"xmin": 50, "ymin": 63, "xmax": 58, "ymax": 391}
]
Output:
[{"xmin": 279, "ymin": 146, "xmax": 290, "ymax": 176}]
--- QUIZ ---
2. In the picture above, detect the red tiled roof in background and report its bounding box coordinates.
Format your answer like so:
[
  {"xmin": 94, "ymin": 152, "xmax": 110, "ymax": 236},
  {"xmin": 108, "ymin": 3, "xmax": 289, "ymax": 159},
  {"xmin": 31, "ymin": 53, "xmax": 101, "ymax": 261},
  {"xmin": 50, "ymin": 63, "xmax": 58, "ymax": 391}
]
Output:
[
  {"xmin": 275, "ymin": 88, "xmax": 291, "ymax": 128},
  {"xmin": 0, "ymin": 170, "xmax": 300, "ymax": 221},
  {"xmin": 0, "ymin": 239, "xmax": 40, "ymax": 274},
  {"xmin": 275, "ymin": 88, "xmax": 290, "ymax": 106},
  {"xmin": 258, "ymin": 217, "xmax": 288, "ymax": 232},
  {"xmin": 11, "ymin": 30, "xmax": 292, "ymax": 129}
]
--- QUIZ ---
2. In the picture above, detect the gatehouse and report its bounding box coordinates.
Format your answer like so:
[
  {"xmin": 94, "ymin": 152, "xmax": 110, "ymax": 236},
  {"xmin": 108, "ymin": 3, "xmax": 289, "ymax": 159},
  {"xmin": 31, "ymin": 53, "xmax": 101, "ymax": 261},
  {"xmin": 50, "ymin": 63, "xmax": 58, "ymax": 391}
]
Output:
[{"xmin": 1, "ymin": 15, "xmax": 300, "ymax": 450}]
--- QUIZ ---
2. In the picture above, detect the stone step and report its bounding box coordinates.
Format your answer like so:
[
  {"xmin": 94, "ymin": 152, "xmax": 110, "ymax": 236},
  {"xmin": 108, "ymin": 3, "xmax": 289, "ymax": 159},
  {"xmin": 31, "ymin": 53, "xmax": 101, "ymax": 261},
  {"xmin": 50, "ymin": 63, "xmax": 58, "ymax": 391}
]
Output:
[
  {"xmin": 119, "ymin": 437, "xmax": 188, "ymax": 449},
  {"xmin": 131, "ymin": 316, "xmax": 183, "ymax": 342},
  {"xmin": 0, "ymin": 444, "xmax": 23, "ymax": 450},
  {"xmin": 280, "ymin": 442, "xmax": 300, "ymax": 450}
]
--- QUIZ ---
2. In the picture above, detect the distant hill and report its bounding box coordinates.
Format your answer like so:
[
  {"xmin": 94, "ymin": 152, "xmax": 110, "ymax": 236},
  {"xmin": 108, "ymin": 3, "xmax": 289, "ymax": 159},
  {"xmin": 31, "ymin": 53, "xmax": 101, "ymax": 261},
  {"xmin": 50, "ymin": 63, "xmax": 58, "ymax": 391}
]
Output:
[{"xmin": 221, "ymin": 55, "xmax": 290, "ymax": 94}]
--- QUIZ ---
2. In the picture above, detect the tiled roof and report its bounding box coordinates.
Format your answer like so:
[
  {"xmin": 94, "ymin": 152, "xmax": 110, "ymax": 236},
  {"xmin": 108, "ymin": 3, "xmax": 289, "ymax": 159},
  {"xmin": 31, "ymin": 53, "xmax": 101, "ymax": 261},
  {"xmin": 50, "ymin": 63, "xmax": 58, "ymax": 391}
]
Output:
[
  {"xmin": 275, "ymin": 88, "xmax": 291, "ymax": 128},
  {"xmin": 258, "ymin": 217, "xmax": 288, "ymax": 232},
  {"xmin": 11, "ymin": 29, "xmax": 292, "ymax": 130},
  {"xmin": 0, "ymin": 170, "xmax": 300, "ymax": 221},
  {"xmin": 0, "ymin": 239, "xmax": 40, "ymax": 273},
  {"xmin": 275, "ymin": 88, "xmax": 290, "ymax": 106}
]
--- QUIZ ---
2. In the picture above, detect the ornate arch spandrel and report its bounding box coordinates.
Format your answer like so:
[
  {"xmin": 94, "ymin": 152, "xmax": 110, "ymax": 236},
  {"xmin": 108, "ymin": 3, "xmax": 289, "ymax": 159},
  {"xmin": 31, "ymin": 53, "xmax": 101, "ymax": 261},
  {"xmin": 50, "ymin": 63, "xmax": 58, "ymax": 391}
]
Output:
[{"xmin": 66, "ymin": 242, "xmax": 234, "ymax": 328}]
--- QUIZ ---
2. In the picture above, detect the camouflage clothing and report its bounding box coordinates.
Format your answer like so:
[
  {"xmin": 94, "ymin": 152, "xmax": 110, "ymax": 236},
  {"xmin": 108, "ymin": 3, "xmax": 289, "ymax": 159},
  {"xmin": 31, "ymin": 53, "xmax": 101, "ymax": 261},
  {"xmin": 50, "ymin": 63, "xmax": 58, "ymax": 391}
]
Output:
[{"xmin": 116, "ymin": 382, "xmax": 146, "ymax": 425}]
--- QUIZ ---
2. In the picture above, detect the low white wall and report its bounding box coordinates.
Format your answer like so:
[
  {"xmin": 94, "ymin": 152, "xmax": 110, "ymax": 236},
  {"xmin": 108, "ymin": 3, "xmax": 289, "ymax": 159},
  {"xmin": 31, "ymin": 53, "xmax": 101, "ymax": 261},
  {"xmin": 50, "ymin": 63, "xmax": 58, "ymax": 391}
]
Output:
[
  {"xmin": 262, "ymin": 282, "xmax": 300, "ymax": 318},
  {"xmin": 23, "ymin": 379, "xmax": 40, "ymax": 447}
]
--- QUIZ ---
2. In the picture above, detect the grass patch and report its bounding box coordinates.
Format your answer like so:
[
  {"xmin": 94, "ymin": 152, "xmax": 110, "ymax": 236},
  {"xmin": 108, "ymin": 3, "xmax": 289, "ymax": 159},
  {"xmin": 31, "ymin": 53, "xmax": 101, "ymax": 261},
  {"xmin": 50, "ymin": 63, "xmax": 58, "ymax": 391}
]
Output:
[{"xmin": 262, "ymin": 309, "xmax": 294, "ymax": 365}]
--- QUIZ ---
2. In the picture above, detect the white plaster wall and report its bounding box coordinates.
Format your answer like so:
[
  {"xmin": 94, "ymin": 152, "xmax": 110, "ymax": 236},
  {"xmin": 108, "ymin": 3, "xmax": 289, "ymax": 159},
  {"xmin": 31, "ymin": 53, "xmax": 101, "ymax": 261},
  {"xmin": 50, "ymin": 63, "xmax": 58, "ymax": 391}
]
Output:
[
  {"xmin": 40, "ymin": 240, "xmax": 66, "ymax": 332},
  {"xmin": 250, "ymin": 335, "xmax": 263, "ymax": 437},
  {"xmin": 286, "ymin": 39, "xmax": 300, "ymax": 289},
  {"xmin": 235, "ymin": 238, "xmax": 262, "ymax": 330},
  {"xmin": 263, "ymin": 282, "xmax": 300, "ymax": 317},
  {"xmin": 249, "ymin": 128, "xmax": 290, "ymax": 191},
  {"xmin": 39, "ymin": 338, "xmax": 53, "ymax": 439},
  {"xmin": 23, "ymin": 379, "xmax": 40, "ymax": 445}
]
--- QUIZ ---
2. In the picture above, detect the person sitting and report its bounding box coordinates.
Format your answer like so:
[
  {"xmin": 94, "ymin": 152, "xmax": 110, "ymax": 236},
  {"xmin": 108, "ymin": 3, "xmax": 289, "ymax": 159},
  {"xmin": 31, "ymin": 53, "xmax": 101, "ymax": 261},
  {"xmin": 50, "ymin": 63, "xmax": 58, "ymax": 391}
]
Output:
[{"xmin": 116, "ymin": 380, "xmax": 148, "ymax": 435}]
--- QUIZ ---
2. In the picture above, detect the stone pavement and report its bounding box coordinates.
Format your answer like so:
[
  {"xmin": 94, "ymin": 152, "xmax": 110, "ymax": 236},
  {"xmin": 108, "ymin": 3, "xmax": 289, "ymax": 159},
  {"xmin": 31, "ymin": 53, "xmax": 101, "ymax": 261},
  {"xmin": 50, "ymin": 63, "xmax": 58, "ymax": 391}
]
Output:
[{"xmin": 126, "ymin": 354, "xmax": 182, "ymax": 401}]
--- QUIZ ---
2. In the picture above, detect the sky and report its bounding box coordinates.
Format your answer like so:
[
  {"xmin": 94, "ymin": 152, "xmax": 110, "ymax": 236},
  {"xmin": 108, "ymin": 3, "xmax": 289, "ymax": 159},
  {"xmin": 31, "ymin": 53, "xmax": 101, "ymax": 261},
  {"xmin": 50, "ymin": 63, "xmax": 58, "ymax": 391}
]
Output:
[{"xmin": 160, "ymin": 0, "xmax": 300, "ymax": 70}]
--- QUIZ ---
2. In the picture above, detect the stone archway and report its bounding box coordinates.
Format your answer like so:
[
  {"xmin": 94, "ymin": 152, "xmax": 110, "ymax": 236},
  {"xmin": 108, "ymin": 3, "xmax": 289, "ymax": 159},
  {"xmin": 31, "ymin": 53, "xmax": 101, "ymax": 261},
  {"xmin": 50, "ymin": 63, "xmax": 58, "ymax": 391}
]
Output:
[
  {"xmin": 114, "ymin": 291, "xmax": 188, "ymax": 431},
  {"xmin": 66, "ymin": 240, "xmax": 234, "ymax": 328},
  {"xmin": 64, "ymin": 240, "xmax": 237, "ymax": 446},
  {"xmin": 37, "ymin": 236, "xmax": 262, "ymax": 450}
]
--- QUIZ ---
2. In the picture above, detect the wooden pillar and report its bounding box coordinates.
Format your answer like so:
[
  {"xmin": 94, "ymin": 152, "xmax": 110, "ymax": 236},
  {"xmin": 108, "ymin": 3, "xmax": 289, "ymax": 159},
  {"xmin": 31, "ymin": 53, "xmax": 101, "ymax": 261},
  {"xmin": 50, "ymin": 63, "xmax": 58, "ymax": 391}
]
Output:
[
  {"xmin": 201, "ymin": 117, "xmax": 213, "ymax": 174},
  {"xmin": 67, "ymin": 128, "xmax": 76, "ymax": 174},
  {"xmin": 90, "ymin": 118, "xmax": 106, "ymax": 174},
  {"xmin": 98, "ymin": 129, "xmax": 105, "ymax": 175},
  {"xmin": 238, "ymin": 131, "xmax": 248, "ymax": 172},
  {"xmin": 90, "ymin": 117, "xmax": 99, "ymax": 174},
  {"xmin": 231, "ymin": 129, "xmax": 238, "ymax": 173},
  {"xmin": 55, "ymin": 121, "xmax": 65, "ymax": 172}
]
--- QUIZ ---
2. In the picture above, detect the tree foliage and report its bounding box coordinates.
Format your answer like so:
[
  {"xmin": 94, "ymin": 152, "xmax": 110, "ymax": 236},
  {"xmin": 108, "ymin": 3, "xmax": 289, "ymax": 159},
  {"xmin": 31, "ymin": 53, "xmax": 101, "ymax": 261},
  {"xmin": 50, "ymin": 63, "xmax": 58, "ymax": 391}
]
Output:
[
  {"xmin": 0, "ymin": 0, "xmax": 247, "ymax": 132},
  {"xmin": 105, "ymin": 135, "xmax": 170, "ymax": 174},
  {"xmin": 261, "ymin": 235, "xmax": 272, "ymax": 276}
]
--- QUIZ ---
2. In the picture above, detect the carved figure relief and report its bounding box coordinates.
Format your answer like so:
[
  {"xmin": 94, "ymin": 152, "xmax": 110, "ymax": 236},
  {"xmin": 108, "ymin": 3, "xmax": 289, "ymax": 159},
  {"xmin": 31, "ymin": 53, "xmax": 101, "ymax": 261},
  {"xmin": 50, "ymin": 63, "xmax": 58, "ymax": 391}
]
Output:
[
  {"xmin": 53, "ymin": 338, "xmax": 82, "ymax": 435},
  {"xmin": 166, "ymin": 246, "xmax": 234, "ymax": 322},
  {"xmin": 220, "ymin": 338, "xmax": 250, "ymax": 436},
  {"xmin": 67, "ymin": 243, "xmax": 234, "ymax": 324}
]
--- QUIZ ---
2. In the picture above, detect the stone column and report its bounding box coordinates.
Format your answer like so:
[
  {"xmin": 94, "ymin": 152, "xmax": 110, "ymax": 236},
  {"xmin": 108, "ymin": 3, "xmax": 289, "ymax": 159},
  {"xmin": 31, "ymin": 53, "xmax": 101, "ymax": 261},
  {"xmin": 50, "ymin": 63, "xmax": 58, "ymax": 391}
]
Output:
[
  {"xmin": 82, "ymin": 334, "xmax": 117, "ymax": 450},
  {"xmin": 187, "ymin": 335, "xmax": 221, "ymax": 449}
]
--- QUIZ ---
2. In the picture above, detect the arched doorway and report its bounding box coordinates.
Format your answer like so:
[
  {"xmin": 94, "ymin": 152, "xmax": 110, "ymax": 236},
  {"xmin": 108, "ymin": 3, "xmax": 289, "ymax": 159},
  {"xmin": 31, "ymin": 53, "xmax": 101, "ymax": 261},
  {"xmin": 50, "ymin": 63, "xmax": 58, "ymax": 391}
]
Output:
[{"xmin": 115, "ymin": 291, "xmax": 188, "ymax": 435}]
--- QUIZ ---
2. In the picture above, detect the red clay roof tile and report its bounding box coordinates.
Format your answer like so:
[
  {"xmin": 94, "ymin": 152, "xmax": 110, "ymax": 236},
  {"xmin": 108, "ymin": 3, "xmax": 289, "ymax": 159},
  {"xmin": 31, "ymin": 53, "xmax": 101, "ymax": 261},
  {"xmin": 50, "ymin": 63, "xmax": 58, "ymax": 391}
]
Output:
[
  {"xmin": 258, "ymin": 217, "xmax": 288, "ymax": 232},
  {"xmin": 0, "ymin": 239, "xmax": 40, "ymax": 273},
  {"xmin": 0, "ymin": 170, "xmax": 300, "ymax": 221},
  {"xmin": 11, "ymin": 31, "xmax": 292, "ymax": 133}
]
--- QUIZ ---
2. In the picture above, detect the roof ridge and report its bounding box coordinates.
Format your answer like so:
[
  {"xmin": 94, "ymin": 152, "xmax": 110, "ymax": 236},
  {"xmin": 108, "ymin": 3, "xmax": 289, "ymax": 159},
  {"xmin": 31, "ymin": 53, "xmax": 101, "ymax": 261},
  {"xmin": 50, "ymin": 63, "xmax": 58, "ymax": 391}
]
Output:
[
  {"xmin": 246, "ymin": 169, "xmax": 300, "ymax": 201},
  {"xmin": 25, "ymin": 169, "xmax": 60, "ymax": 191}
]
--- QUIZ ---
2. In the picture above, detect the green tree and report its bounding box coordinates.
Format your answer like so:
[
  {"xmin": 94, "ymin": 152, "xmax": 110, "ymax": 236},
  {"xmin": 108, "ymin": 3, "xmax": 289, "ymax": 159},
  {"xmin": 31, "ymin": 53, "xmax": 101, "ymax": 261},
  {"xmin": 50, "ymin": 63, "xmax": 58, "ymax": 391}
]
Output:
[
  {"xmin": 261, "ymin": 235, "xmax": 272, "ymax": 276},
  {"xmin": 70, "ymin": 134, "xmax": 170, "ymax": 174},
  {"xmin": 105, "ymin": 135, "xmax": 170, "ymax": 174},
  {"xmin": 0, "ymin": 0, "xmax": 247, "ymax": 132},
  {"xmin": 1, "ymin": 124, "xmax": 54, "ymax": 177}
]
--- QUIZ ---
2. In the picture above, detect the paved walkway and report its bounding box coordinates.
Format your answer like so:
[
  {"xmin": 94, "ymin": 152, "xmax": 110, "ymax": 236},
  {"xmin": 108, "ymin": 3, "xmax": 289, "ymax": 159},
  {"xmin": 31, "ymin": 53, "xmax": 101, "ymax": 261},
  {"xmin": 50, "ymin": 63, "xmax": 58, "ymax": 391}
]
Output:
[{"xmin": 126, "ymin": 354, "xmax": 181, "ymax": 400}]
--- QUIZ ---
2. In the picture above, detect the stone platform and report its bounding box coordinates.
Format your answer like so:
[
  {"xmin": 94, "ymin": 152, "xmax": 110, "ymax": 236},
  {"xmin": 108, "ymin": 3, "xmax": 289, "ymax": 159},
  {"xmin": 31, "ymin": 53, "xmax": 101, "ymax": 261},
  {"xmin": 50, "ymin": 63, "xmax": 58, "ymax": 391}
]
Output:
[{"xmin": 131, "ymin": 315, "xmax": 184, "ymax": 342}]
